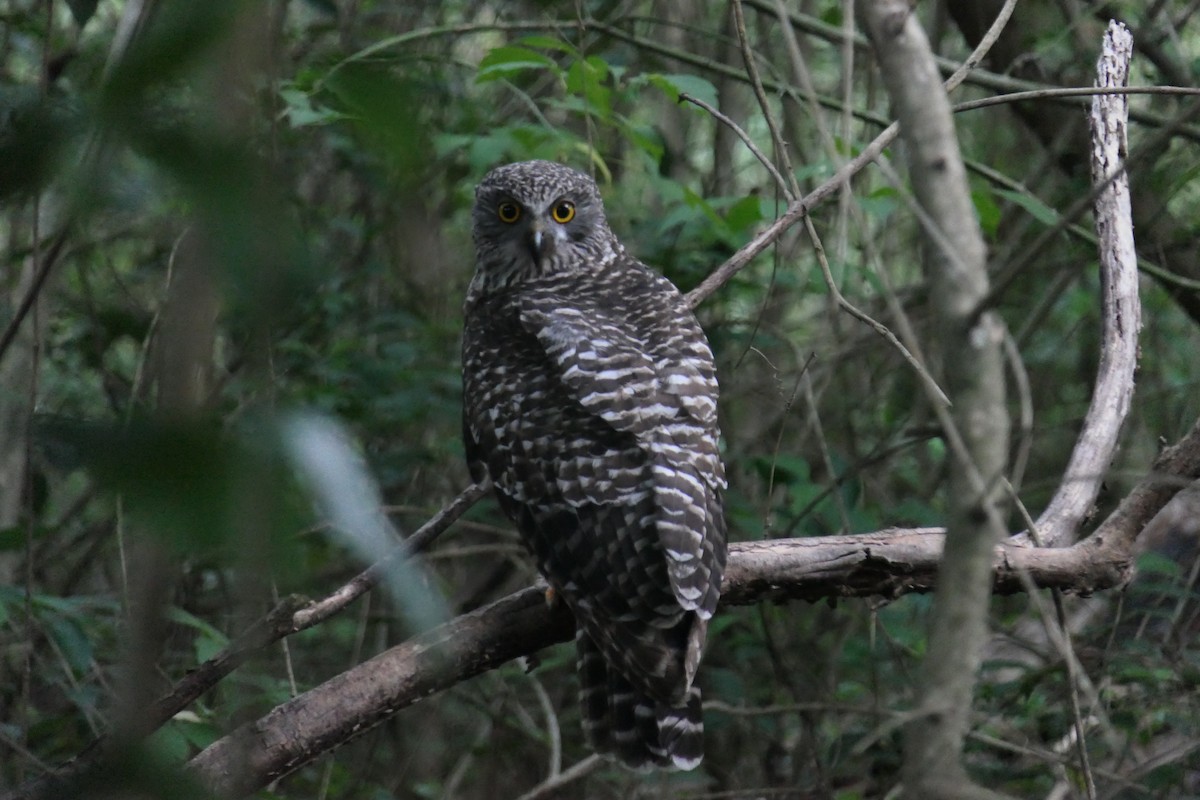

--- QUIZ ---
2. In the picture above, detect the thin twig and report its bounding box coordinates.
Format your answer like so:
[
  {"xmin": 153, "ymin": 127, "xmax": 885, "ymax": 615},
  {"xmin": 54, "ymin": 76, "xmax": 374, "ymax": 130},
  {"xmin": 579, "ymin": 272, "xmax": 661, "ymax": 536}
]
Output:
[
  {"xmin": 685, "ymin": 123, "xmax": 897, "ymax": 308},
  {"xmin": 512, "ymin": 755, "xmax": 603, "ymax": 800},
  {"xmin": 731, "ymin": 0, "xmax": 801, "ymax": 200},
  {"xmin": 678, "ymin": 92, "xmax": 792, "ymax": 197},
  {"xmin": 291, "ymin": 481, "xmax": 489, "ymax": 630},
  {"xmin": 1002, "ymin": 329, "xmax": 1034, "ymax": 497},
  {"xmin": 806, "ymin": 213, "xmax": 950, "ymax": 407},
  {"xmin": 0, "ymin": 229, "xmax": 68, "ymax": 365},
  {"xmin": 679, "ymin": 78, "xmax": 943, "ymax": 405},
  {"xmin": 1053, "ymin": 591, "xmax": 1099, "ymax": 800},
  {"xmin": 681, "ymin": 0, "xmax": 1021, "ymax": 310},
  {"xmin": 942, "ymin": 0, "xmax": 1019, "ymax": 93},
  {"xmin": 526, "ymin": 673, "xmax": 562, "ymax": 779},
  {"xmin": 955, "ymin": 84, "xmax": 1200, "ymax": 112}
]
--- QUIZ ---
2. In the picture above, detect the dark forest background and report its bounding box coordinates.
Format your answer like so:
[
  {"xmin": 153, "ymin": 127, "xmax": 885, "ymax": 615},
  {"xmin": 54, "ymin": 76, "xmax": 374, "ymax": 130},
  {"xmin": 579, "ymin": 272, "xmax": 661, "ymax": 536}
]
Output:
[{"xmin": 1, "ymin": 2, "xmax": 1199, "ymax": 798}]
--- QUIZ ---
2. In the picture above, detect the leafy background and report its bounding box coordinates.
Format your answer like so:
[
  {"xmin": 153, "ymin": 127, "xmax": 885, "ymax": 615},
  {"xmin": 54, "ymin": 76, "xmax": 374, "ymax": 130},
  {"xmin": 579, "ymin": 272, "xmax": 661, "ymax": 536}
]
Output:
[{"xmin": 1, "ymin": 1, "xmax": 1198, "ymax": 798}]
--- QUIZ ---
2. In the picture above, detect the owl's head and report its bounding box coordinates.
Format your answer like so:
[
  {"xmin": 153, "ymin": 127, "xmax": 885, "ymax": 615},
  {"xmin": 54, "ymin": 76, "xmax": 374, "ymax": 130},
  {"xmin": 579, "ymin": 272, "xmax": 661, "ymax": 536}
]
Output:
[{"xmin": 472, "ymin": 160, "xmax": 618, "ymax": 285}]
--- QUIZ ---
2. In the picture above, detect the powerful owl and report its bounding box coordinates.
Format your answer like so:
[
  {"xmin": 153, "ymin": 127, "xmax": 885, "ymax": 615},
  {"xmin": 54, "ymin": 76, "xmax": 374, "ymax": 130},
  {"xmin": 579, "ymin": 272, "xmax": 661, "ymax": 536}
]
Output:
[{"xmin": 461, "ymin": 160, "xmax": 727, "ymax": 770}]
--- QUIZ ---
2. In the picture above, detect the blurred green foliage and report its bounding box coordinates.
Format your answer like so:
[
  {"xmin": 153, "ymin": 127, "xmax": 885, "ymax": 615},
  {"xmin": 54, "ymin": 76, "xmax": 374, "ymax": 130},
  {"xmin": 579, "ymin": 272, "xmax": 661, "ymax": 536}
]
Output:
[{"xmin": 1, "ymin": 2, "xmax": 1198, "ymax": 799}]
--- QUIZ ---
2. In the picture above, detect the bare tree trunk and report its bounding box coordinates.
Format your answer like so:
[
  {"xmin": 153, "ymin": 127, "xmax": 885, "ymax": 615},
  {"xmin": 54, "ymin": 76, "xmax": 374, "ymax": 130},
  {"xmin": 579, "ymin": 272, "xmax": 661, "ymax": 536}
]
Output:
[{"xmin": 859, "ymin": 3, "xmax": 1011, "ymax": 797}]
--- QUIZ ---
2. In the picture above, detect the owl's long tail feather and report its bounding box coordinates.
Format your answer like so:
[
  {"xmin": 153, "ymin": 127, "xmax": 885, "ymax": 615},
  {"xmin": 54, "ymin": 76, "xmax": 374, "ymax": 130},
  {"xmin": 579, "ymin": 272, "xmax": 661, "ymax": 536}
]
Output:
[{"xmin": 576, "ymin": 629, "xmax": 704, "ymax": 771}]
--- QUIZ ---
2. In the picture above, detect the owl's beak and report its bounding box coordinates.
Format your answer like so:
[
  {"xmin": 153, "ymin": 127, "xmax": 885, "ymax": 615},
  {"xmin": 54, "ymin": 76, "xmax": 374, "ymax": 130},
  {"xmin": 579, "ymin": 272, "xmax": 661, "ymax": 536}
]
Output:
[{"xmin": 527, "ymin": 220, "xmax": 552, "ymax": 263}]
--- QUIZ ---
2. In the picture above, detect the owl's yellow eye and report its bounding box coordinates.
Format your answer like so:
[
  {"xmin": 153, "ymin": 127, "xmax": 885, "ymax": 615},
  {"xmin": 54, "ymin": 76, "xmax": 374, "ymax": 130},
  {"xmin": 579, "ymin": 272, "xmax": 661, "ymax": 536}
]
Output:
[
  {"xmin": 551, "ymin": 201, "xmax": 576, "ymax": 224},
  {"xmin": 497, "ymin": 202, "xmax": 521, "ymax": 223}
]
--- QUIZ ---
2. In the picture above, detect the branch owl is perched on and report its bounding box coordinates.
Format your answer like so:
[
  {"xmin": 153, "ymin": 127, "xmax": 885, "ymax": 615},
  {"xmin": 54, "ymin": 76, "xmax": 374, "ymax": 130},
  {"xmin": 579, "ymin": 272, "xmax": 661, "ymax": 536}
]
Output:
[{"xmin": 461, "ymin": 160, "xmax": 727, "ymax": 770}]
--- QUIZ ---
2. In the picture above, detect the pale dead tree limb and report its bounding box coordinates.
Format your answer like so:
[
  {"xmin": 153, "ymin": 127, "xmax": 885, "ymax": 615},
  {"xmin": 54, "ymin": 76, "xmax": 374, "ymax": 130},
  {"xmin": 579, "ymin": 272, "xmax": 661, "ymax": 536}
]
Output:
[
  {"xmin": 1038, "ymin": 25, "xmax": 1140, "ymax": 800},
  {"xmin": 1033, "ymin": 22, "xmax": 1140, "ymax": 550},
  {"xmin": 858, "ymin": 4, "xmax": 1012, "ymax": 800},
  {"xmin": 188, "ymin": 420, "xmax": 1200, "ymax": 799}
]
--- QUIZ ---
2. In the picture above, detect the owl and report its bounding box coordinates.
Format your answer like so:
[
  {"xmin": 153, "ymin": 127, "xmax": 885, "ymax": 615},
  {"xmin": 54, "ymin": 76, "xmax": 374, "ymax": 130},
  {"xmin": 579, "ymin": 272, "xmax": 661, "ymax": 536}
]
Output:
[{"xmin": 461, "ymin": 160, "xmax": 727, "ymax": 770}]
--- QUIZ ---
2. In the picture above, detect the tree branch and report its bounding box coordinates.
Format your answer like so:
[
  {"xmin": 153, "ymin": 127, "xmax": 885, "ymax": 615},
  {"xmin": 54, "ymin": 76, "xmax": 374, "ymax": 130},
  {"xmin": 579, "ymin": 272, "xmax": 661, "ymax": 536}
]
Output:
[
  {"xmin": 10, "ymin": 414, "xmax": 1200, "ymax": 800},
  {"xmin": 177, "ymin": 461, "xmax": 1193, "ymax": 800},
  {"xmin": 5, "ymin": 483, "xmax": 488, "ymax": 800},
  {"xmin": 1033, "ymin": 21, "xmax": 1140, "ymax": 548},
  {"xmin": 185, "ymin": 404, "xmax": 1200, "ymax": 800}
]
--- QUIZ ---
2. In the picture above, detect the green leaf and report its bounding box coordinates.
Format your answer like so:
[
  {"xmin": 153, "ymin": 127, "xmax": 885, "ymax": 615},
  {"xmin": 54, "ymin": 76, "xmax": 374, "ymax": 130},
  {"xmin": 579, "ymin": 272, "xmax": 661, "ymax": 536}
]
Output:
[
  {"xmin": 994, "ymin": 188, "xmax": 1060, "ymax": 226},
  {"xmin": 564, "ymin": 56, "xmax": 612, "ymax": 118},
  {"xmin": 165, "ymin": 607, "xmax": 229, "ymax": 644},
  {"xmin": 0, "ymin": 89, "xmax": 77, "ymax": 199},
  {"xmin": 278, "ymin": 86, "xmax": 345, "ymax": 128},
  {"xmin": 858, "ymin": 186, "xmax": 898, "ymax": 219},
  {"xmin": 476, "ymin": 46, "xmax": 558, "ymax": 83},
  {"xmin": 516, "ymin": 35, "xmax": 576, "ymax": 53},
  {"xmin": 323, "ymin": 64, "xmax": 428, "ymax": 178},
  {"xmin": 724, "ymin": 194, "xmax": 767, "ymax": 233},
  {"xmin": 45, "ymin": 615, "xmax": 93, "ymax": 674},
  {"xmin": 648, "ymin": 73, "xmax": 719, "ymax": 108},
  {"xmin": 146, "ymin": 723, "xmax": 193, "ymax": 763},
  {"xmin": 972, "ymin": 188, "xmax": 1001, "ymax": 236},
  {"xmin": 0, "ymin": 524, "xmax": 48, "ymax": 551}
]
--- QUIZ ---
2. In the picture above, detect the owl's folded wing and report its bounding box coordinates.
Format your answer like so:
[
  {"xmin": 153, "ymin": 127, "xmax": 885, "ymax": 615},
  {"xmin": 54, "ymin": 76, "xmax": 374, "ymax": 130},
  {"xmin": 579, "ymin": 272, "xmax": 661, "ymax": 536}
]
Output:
[{"xmin": 519, "ymin": 298, "xmax": 717, "ymax": 437}]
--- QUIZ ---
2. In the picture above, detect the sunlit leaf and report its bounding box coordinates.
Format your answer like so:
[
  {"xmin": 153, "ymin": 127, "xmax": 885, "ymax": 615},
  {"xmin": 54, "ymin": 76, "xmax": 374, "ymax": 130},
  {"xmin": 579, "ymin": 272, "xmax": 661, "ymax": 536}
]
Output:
[{"xmin": 278, "ymin": 412, "xmax": 449, "ymax": 634}]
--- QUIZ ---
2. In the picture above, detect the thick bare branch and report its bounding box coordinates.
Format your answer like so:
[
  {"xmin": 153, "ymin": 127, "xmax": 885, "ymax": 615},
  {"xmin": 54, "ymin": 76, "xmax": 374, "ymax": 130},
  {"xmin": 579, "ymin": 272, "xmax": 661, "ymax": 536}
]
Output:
[
  {"xmin": 178, "ymin": 471, "xmax": 1200, "ymax": 800},
  {"xmin": 186, "ymin": 407, "xmax": 1200, "ymax": 800},
  {"xmin": 179, "ymin": 537, "xmax": 1094, "ymax": 797},
  {"xmin": 11, "ymin": 412, "xmax": 1200, "ymax": 800},
  {"xmin": 1034, "ymin": 22, "xmax": 1140, "ymax": 548}
]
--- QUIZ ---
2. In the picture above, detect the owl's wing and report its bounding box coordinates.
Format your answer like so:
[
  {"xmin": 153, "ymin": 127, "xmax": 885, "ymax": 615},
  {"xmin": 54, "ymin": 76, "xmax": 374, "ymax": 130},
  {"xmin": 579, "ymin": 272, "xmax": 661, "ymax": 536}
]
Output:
[
  {"xmin": 520, "ymin": 295, "xmax": 723, "ymax": 616},
  {"xmin": 519, "ymin": 298, "xmax": 716, "ymax": 436}
]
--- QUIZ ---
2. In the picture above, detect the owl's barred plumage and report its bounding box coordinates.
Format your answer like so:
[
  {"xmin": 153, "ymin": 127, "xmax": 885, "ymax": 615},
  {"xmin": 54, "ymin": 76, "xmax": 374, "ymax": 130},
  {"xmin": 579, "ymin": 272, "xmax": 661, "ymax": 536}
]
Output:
[{"xmin": 461, "ymin": 160, "xmax": 726, "ymax": 770}]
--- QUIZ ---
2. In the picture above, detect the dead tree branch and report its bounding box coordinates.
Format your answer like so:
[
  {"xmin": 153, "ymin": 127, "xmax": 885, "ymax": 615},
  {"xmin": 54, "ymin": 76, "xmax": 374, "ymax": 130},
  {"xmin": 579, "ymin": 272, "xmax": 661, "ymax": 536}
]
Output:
[
  {"xmin": 11, "ymin": 416, "xmax": 1200, "ymax": 800},
  {"xmin": 1033, "ymin": 22, "xmax": 1140, "ymax": 548},
  {"xmin": 176, "ymin": 412, "xmax": 1200, "ymax": 800}
]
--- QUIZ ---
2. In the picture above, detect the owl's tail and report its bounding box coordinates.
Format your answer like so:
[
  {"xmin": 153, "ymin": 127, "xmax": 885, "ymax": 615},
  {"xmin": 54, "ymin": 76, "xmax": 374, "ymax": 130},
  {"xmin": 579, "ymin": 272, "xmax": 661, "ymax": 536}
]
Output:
[{"xmin": 576, "ymin": 628, "xmax": 704, "ymax": 771}]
